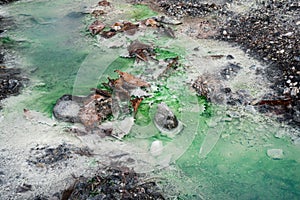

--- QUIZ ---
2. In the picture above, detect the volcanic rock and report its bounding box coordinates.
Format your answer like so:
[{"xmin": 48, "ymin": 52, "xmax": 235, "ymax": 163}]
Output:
[
  {"xmin": 53, "ymin": 95, "xmax": 82, "ymax": 123},
  {"xmin": 154, "ymin": 102, "xmax": 183, "ymax": 136}
]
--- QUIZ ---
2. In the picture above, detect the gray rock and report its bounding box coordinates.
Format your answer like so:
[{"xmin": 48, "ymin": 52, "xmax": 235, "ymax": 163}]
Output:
[
  {"xmin": 154, "ymin": 102, "xmax": 183, "ymax": 136},
  {"xmin": 53, "ymin": 95, "xmax": 81, "ymax": 123}
]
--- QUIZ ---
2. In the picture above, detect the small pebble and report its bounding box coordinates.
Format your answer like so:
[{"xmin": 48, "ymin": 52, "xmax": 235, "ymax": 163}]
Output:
[
  {"xmin": 150, "ymin": 140, "xmax": 163, "ymax": 156},
  {"xmin": 282, "ymin": 32, "xmax": 293, "ymax": 37},
  {"xmin": 226, "ymin": 55, "xmax": 234, "ymax": 60},
  {"xmin": 267, "ymin": 149, "xmax": 283, "ymax": 159}
]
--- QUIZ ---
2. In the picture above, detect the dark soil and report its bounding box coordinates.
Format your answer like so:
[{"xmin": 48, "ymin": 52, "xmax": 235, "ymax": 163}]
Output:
[
  {"xmin": 153, "ymin": 0, "xmax": 228, "ymax": 18},
  {"xmin": 0, "ymin": 0, "xmax": 18, "ymax": 5},
  {"xmin": 27, "ymin": 144, "xmax": 165, "ymax": 200},
  {"xmin": 218, "ymin": 1, "xmax": 299, "ymax": 95},
  {"xmin": 60, "ymin": 167, "xmax": 165, "ymax": 200},
  {"xmin": 217, "ymin": 1, "xmax": 300, "ymax": 125},
  {"xmin": 27, "ymin": 143, "xmax": 93, "ymax": 168}
]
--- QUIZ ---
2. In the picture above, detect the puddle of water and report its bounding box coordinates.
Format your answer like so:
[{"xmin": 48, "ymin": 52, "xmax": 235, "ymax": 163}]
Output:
[
  {"xmin": 1, "ymin": 0, "xmax": 300, "ymax": 199},
  {"xmin": 2, "ymin": 0, "xmax": 95, "ymax": 114},
  {"xmin": 174, "ymin": 106, "xmax": 300, "ymax": 199}
]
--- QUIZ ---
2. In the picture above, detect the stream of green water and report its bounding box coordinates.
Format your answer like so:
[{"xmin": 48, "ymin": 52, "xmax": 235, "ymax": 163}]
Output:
[{"xmin": 2, "ymin": 0, "xmax": 300, "ymax": 199}]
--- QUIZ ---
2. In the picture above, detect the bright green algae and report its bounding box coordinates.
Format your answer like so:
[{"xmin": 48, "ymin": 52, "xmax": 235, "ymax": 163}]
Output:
[{"xmin": 130, "ymin": 4, "xmax": 158, "ymax": 20}]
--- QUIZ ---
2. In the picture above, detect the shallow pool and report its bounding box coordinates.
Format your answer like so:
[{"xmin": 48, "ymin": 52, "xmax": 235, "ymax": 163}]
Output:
[{"xmin": 1, "ymin": 0, "xmax": 300, "ymax": 199}]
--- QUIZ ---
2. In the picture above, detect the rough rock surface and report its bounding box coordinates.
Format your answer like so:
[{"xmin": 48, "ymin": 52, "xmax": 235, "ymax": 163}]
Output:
[
  {"xmin": 0, "ymin": 67, "xmax": 26, "ymax": 101},
  {"xmin": 0, "ymin": 0, "xmax": 19, "ymax": 5},
  {"xmin": 154, "ymin": 102, "xmax": 182, "ymax": 135},
  {"xmin": 53, "ymin": 93, "xmax": 113, "ymax": 127},
  {"xmin": 153, "ymin": 0, "xmax": 228, "ymax": 18},
  {"xmin": 52, "ymin": 95, "xmax": 82, "ymax": 123},
  {"xmin": 192, "ymin": 73, "xmax": 252, "ymax": 106}
]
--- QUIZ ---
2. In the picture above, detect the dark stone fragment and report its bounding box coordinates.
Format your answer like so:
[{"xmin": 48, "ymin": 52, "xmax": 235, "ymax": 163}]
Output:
[
  {"xmin": 16, "ymin": 183, "xmax": 32, "ymax": 193},
  {"xmin": 0, "ymin": 52, "xmax": 4, "ymax": 64},
  {"xmin": 154, "ymin": 102, "xmax": 179, "ymax": 131},
  {"xmin": 220, "ymin": 63, "xmax": 242, "ymax": 80},
  {"xmin": 226, "ymin": 54, "xmax": 234, "ymax": 60},
  {"xmin": 33, "ymin": 195, "xmax": 49, "ymax": 200},
  {"xmin": 222, "ymin": 87, "xmax": 231, "ymax": 94},
  {"xmin": 164, "ymin": 115, "xmax": 178, "ymax": 130},
  {"xmin": 226, "ymin": 90, "xmax": 252, "ymax": 106}
]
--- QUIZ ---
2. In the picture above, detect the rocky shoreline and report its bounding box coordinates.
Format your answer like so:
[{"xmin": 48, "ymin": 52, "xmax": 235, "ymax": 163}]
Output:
[
  {"xmin": 141, "ymin": 0, "xmax": 300, "ymax": 126},
  {"xmin": 218, "ymin": 1, "xmax": 300, "ymax": 125},
  {"xmin": 0, "ymin": 1, "xmax": 27, "ymax": 108}
]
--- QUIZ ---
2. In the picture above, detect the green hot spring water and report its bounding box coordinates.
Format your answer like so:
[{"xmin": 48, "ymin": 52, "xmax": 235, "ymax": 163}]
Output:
[{"xmin": 2, "ymin": 0, "xmax": 300, "ymax": 199}]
